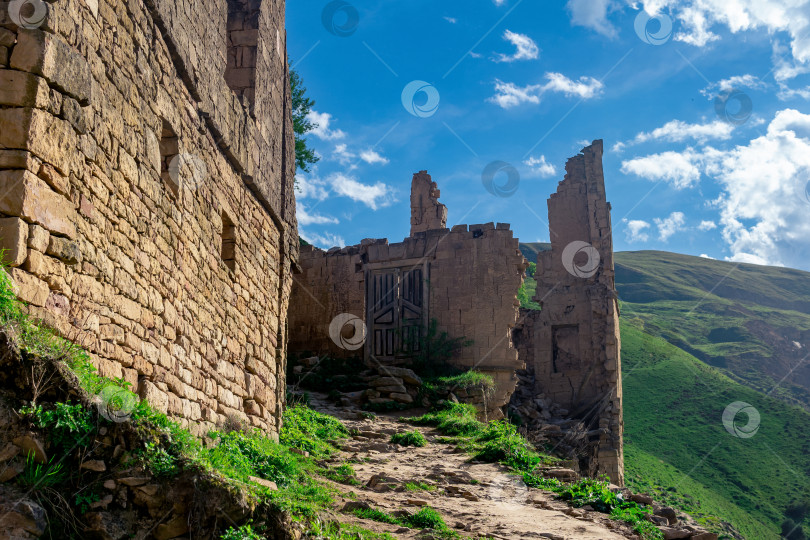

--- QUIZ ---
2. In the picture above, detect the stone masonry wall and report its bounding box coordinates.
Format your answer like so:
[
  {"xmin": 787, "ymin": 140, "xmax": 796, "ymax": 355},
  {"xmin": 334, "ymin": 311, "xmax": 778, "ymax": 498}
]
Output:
[
  {"xmin": 0, "ymin": 0, "xmax": 297, "ymax": 436},
  {"xmin": 289, "ymin": 172, "xmax": 526, "ymax": 412},
  {"xmin": 514, "ymin": 140, "xmax": 624, "ymax": 484}
]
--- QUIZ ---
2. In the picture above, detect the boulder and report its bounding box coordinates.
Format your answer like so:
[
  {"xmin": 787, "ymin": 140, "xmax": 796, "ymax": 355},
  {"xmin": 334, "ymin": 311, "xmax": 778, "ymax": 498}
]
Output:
[
  {"xmin": 371, "ymin": 376, "xmax": 404, "ymax": 387},
  {"xmin": 12, "ymin": 434, "xmax": 47, "ymax": 464}
]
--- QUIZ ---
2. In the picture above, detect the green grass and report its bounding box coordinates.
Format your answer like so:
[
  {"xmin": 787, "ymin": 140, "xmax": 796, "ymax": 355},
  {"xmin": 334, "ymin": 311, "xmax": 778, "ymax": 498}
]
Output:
[
  {"xmin": 390, "ymin": 430, "xmax": 428, "ymax": 447},
  {"xmin": 350, "ymin": 505, "xmax": 458, "ymax": 538},
  {"xmin": 405, "ymin": 481, "xmax": 436, "ymax": 492},
  {"xmin": 622, "ymin": 322, "xmax": 810, "ymax": 539}
]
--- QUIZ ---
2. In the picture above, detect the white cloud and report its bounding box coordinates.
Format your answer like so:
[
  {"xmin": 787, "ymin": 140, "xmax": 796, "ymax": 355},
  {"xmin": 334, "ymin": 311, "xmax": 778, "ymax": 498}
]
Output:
[
  {"xmin": 296, "ymin": 203, "xmax": 338, "ymax": 226},
  {"xmin": 489, "ymin": 80, "xmax": 543, "ymax": 108},
  {"xmin": 328, "ymin": 173, "xmax": 396, "ymax": 210},
  {"xmin": 295, "ymin": 172, "xmax": 329, "ymax": 201},
  {"xmin": 637, "ymin": 0, "xmax": 810, "ymax": 64},
  {"xmin": 624, "ymin": 219, "xmax": 652, "ymax": 242},
  {"xmin": 332, "ymin": 143, "xmax": 357, "ymax": 167},
  {"xmin": 444, "ymin": 16, "xmax": 457, "ymax": 24},
  {"xmin": 655, "ymin": 212, "xmax": 686, "ymax": 241},
  {"xmin": 493, "ymin": 0, "xmax": 507, "ymax": 5},
  {"xmin": 495, "ymin": 30, "xmax": 540, "ymax": 62},
  {"xmin": 699, "ymin": 220, "xmax": 718, "ymax": 231},
  {"xmin": 567, "ymin": 0, "xmax": 617, "ymax": 37},
  {"xmin": 489, "ymin": 73, "xmax": 603, "ymax": 109},
  {"xmin": 614, "ymin": 120, "xmax": 735, "ymax": 152},
  {"xmin": 359, "ymin": 149, "xmax": 390, "ymax": 165},
  {"xmin": 307, "ymin": 111, "xmax": 346, "ymax": 141},
  {"xmin": 622, "ymin": 108, "xmax": 810, "ymax": 268},
  {"xmin": 523, "ymin": 155, "xmax": 557, "ymax": 178},
  {"xmin": 699, "ymin": 253, "xmax": 716, "ymax": 259},
  {"xmin": 700, "ymin": 74, "xmax": 767, "ymax": 97},
  {"xmin": 621, "ymin": 148, "xmax": 703, "ymax": 189},
  {"xmin": 543, "ymin": 73, "xmax": 604, "ymax": 98},
  {"xmin": 300, "ymin": 231, "xmax": 345, "ymax": 249}
]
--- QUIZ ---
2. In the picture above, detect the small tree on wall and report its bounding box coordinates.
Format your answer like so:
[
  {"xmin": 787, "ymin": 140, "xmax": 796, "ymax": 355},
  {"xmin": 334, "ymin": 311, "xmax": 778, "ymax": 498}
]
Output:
[
  {"xmin": 401, "ymin": 319, "xmax": 473, "ymax": 377},
  {"xmin": 289, "ymin": 62, "xmax": 318, "ymax": 174}
]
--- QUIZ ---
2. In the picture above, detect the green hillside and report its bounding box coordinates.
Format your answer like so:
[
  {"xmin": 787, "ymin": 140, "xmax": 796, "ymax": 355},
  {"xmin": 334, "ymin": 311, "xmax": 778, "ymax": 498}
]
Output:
[
  {"xmin": 622, "ymin": 322, "xmax": 810, "ymax": 539},
  {"xmin": 520, "ymin": 245, "xmax": 810, "ymax": 410}
]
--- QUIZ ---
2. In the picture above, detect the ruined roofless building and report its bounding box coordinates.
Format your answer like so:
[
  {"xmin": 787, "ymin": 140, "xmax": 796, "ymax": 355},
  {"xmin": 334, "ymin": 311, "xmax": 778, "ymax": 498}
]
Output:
[
  {"xmin": 0, "ymin": 0, "xmax": 297, "ymax": 435},
  {"xmin": 289, "ymin": 141, "xmax": 623, "ymax": 483}
]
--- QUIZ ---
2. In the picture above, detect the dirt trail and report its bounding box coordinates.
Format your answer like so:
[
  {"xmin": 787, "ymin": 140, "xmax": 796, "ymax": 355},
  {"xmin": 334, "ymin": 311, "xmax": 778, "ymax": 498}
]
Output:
[{"xmin": 308, "ymin": 395, "xmax": 637, "ymax": 540}]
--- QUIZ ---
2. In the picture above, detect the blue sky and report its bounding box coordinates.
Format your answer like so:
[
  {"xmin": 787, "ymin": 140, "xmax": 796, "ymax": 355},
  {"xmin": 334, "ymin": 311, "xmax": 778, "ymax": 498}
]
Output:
[{"xmin": 288, "ymin": 0, "xmax": 810, "ymax": 271}]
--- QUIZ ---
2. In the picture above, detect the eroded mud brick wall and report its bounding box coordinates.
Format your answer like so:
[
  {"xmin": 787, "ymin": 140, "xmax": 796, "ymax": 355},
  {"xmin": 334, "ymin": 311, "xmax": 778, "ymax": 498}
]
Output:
[
  {"xmin": 289, "ymin": 172, "xmax": 526, "ymax": 408},
  {"xmin": 0, "ymin": 0, "xmax": 297, "ymax": 435},
  {"xmin": 515, "ymin": 140, "xmax": 624, "ymax": 484}
]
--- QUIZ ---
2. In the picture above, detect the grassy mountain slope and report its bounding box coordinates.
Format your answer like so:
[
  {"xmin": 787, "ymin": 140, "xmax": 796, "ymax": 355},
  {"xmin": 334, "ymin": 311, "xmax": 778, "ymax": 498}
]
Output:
[
  {"xmin": 520, "ymin": 245, "xmax": 810, "ymax": 410},
  {"xmin": 622, "ymin": 322, "xmax": 810, "ymax": 539}
]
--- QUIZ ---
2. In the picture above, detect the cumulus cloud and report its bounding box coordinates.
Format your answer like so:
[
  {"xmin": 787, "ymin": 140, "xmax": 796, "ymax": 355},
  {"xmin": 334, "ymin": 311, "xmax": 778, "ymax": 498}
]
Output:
[
  {"xmin": 638, "ymin": 0, "xmax": 810, "ymax": 64},
  {"xmin": 296, "ymin": 203, "xmax": 338, "ymax": 226},
  {"xmin": 444, "ymin": 16, "xmax": 457, "ymax": 24},
  {"xmin": 699, "ymin": 220, "xmax": 718, "ymax": 231},
  {"xmin": 523, "ymin": 155, "xmax": 557, "ymax": 178},
  {"xmin": 359, "ymin": 149, "xmax": 390, "ymax": 165},
  {"xmin": 495, "ymin": 30, "xmax": 540, "ymax": 62},
  {"xmin": 700, "ymin": 74, "xmax": 768, "ymax": 97},
  {"xmin": 489, "ymin": 73, "xmax": 604, "ymax": 109},
  {"xmin": 299, "ymin": 231, "xmax": 345, "ymax": 249},
  {"xmin": 567, "ymin": 0, "xmax": 617, "ymax": 37},
  {"xmin": 624, "ymin": 219, "xmax": 652, "ymax": 242},
  {"xmin": 655, "ymin": 212, "xmax": 686, "ymax": 241},
  {"xmin": 307, "ymin": 111, "xmax": 346, "ymax": 141},
  {"xmin": 621, "ymin": 148, "xmax": 703, "ymax": 189},
  {"xmin": 614, "ymin": 120, "xmax": 735, "ymax": 152},
  {"xmin": 328, "ymin": 173, "xmax": 396, "ymax": 210},
  {"xmin": 622, "ymin": 108, "xmax": 810, "ymax": 268},
  {"xmin": 295, "ymin": 172, "xmax": 329, "ymax": 201}
]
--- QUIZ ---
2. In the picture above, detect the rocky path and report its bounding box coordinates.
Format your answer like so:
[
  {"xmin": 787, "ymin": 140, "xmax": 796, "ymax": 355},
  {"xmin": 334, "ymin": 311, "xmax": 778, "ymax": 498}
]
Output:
[{"xmin": 309, "ymin": 395, "xmax": 638, "ymax": 540}]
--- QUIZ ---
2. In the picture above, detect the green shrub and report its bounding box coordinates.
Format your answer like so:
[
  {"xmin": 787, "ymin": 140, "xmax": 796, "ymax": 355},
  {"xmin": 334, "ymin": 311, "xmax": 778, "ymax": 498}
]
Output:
[
  {"xmin": 473, "ymin": 421, "xmax": 542, "ymax": 472},
  {"xmin": 611, "ymin": 505, "xmax": 664, "ymax": 540},
  {"xmin": 221, "ymin": 524, "xmax": 263, "ymax": 540},
  {"xmin": 390, "ymin": 430, "xmax": 427, "ymax": 447},
  {"xmin": 20, "ymin": 402, "xmax": 96, "ymax": 452}
]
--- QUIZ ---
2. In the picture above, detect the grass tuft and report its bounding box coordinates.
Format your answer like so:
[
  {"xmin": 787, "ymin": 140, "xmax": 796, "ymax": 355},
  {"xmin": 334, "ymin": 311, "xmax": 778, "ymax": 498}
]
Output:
[{"xmin": 390, "ymin": 430, "xmax": 427, "ymax": 447}]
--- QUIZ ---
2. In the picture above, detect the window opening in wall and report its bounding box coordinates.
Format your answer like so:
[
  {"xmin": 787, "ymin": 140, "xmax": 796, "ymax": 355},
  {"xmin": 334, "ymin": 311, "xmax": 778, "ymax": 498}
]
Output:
[
  {"xmin": 225, "ymin": 0, "xmax": 261, "ymax": 112},
  {"xmin": 221, "ymin": 212, "xmax": 236, "ymax": 273},
  {"xmin": 160, "ymin": 120, "xmax": 179, "ymax": 198}
]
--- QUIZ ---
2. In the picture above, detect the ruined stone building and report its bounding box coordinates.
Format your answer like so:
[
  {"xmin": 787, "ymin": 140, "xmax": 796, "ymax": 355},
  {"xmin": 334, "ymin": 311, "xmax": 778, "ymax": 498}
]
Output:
[
  {"xmin": 513, "ymin": 140, "xmax": 624, "ymax": 484},
  {"xmin": 0, "ymin": 0, "xmax": 297, "ymax": 435},
  {"xmin": 289, "ymin": 171, "xmax": 527, "ymax": 410},
  {"xmin": 288, "ymin": 142, "xmax": 624, "ymax": 483}
]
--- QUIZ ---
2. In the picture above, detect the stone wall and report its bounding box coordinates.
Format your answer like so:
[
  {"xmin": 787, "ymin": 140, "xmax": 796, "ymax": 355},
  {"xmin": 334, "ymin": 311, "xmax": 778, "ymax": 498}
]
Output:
[
  {"xmin": 289, "ymin": 171, "xmax": 526, "ymax": 412},
  {"xmin": 514, "ymin": 140, "xmax": 624, "ymax": 484},
  {"xmin": 0, "ymin": 0, "xmax": 297, "ymax": 436}
]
